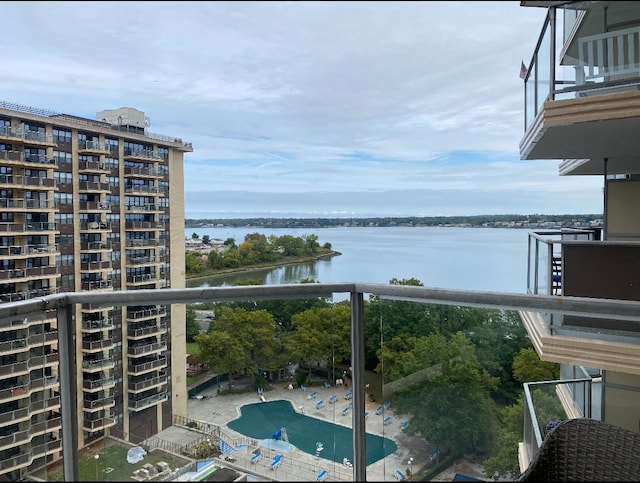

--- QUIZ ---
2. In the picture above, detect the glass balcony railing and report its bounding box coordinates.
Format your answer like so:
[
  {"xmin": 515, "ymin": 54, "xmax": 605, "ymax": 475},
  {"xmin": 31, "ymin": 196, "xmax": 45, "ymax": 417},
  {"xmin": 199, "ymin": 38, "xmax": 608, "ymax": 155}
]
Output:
[
  {"xmin": 522, "ymin": 377, "xmax": 593, "ymax": 468},
  {"xmin": 0, "ymin": 283, "xmax": 638, "ymax": 481},
  {"xmin": 524, "ymin": 3, "xmax": 640, "ymax": 132}
]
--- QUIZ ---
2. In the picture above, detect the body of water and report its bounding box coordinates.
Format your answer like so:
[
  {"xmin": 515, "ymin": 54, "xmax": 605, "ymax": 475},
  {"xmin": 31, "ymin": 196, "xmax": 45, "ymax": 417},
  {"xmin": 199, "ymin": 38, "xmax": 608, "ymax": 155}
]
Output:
[{"xmin": 186, "ymin": 226, "xmax": 530, "ymax": 295}]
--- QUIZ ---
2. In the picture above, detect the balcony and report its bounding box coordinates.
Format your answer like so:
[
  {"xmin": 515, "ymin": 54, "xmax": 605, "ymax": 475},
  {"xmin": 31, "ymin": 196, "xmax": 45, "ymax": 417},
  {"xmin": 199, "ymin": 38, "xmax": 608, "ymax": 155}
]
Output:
[
  {"xmin": 2, "ymin": 284, "xmax": 640, "ymax": 481},
  {"xmin": 0, "ymin": 198, "xmax": 56, "ymax": 210},
  {"xmin": 128, "ymin": 391, "xmax": 168, "ymax": 411},
  {"xmin": 128, "ymin": 373, "xmax": 167, "ymax": 393},
  {"xmin": 78, "ymin": 201, "xmax": 111, "ymax": 211},
  {"xmin": 0, "ymin": 127, "xmax": 56, "ymax": 147},
  {"xmin": 126, "ymin": 305, "xmax": 167, "ymax": 321},
  {"xmin": 0, "ymin": 174, "xmax": 56, "ymax": 189},
  {"xmin": 82, "ymin": 416, "xmax": 115, "ymax": 432},
  {"xmin": 77, "ymin": 140, "xmax": 110, "ymax": 155},
  {"xmin": 524, "ymin": 228, "xmax": 640, "ymax": 372},
  {"xmin": 0, "ymin": 222, "xmax": 58, "ymax": 234},
  {"xmin": 520, "ymin": 375, "xmax": 596, "ymax": 472},
  {"xmin": 78, "ymin": 181, "xmax": 110, "ymax": 193},
  {"xmin": 127, "ymin": 356, "xmax": 167, "ymax": 375},
  {"xmin": 520, "ymin": 3, "xmax": 640, "ymax": 175},
  {"xmin": 127, "ymin": 341, "xmax": 166, "ymax": 357},
  {"xmin": 80, "ymin": 260, "xmax": 112, "ymax": 272},
  {"xmin": 123, "ymin": 148, "xmax": 164, "ymax": 161}
]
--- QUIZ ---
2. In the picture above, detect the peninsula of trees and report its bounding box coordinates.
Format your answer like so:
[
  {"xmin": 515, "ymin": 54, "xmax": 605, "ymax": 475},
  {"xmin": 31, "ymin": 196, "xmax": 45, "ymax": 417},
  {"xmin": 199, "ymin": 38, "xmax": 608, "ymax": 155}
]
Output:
[{"xmin": 185, "ymin": 213, "xmax": 602, "ymax": 229}]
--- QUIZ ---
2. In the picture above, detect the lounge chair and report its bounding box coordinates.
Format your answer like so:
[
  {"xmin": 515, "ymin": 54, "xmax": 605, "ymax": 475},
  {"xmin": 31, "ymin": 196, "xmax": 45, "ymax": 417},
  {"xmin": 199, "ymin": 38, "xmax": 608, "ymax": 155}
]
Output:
[
  {"xmin": 300, "ymin": 384, "xmax": 307, "ymax": 391},
  {"xmin": 308, "ymin": 391, "xmax": 317, "ymax": 400},
  {"xmin": 384, "ymin": 416, "xmax": 391, "ymax": 425},
  {"xmin": 401, "ymin": 421, "xmax": 409, "ymax": 430},
  {"xmin": 270, "ymin": 454, "xmax": 283, "ymax": 470},
  {"xmin": 383, "ymin": 400, "xmax": 391, "ymax": 409},
  {"xmin": 324, "ymin": 381, "xmax": 330, "ymax": 388},
  {"xmin": 395, "ymin": 469, "xmax": 406, "ymax": 480},
  {"xmin": 316, "ymin": 400, "xmax": 324, "ymax": 409},
  {"xmin": 250, "ymin": 452, "xmax": 261, "ymax": 464},
  {"xmin": 364, "ymin": 411, "xmax": 369, "ymax": 419},
  {"xmin": 342, "ymin": 406, "xmax": 350, "ymax": 416},
  {"xmin": 344, "ymin": 390, "xmax": 352, "ymax": 400},
  {"xmin": 316, "ymin": 469, "xmax": 328, "ymax": 481},
  {"xmin": 375, "ymin": 405, "xmax": 384, "ymax": 415},
  {"xmin": 328, "ymin": 395, "xmax": 337, "ymax": 404}
]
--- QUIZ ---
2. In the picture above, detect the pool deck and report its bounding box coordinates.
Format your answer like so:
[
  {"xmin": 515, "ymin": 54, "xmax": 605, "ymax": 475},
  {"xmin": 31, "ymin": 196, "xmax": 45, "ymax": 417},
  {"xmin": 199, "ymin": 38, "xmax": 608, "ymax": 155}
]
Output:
[{"xmin": 154, "ymin": 381, "xmax": 431, "ymax": 481}]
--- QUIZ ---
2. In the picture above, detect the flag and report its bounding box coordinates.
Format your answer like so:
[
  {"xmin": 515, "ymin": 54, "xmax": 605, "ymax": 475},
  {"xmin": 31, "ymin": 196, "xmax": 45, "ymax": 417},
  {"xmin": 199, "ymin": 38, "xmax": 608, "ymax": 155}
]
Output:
[{"xmin": 520, "ymin": 60, "xmax": 528, "ymax": 80}]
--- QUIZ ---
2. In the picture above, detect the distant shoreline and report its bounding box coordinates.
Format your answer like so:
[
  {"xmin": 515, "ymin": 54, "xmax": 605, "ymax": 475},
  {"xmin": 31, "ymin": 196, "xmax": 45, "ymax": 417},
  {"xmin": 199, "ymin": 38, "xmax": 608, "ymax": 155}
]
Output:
[
  {"xmin": 185, "ymin": 213, "xmax": 603, "ymax": 230},
  {"xmin": 185, "ymin": 250, "xmax": 342, "ymax": 282}
]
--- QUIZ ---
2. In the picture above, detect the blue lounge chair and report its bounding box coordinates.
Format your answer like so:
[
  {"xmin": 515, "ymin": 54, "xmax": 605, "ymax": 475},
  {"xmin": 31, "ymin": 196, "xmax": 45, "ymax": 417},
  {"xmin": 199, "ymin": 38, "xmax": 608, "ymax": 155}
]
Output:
[
  {"xmin": 344, "ymin": 390, "xmax": 353, "ymax": 400},
  {"xmin": 250, "ymin": 452, "xmax": 261, "ymax": 464},
  {"xmin": 300, "ymin": 384, "xmax": 307, "ymax": 391},
  {"xmin": 324, "ymin": 381, "xmax": 330, "ymax": 388},
  {"xmin": 364, "ymin": 411, "xmax": 369, "ymax": 419},
  {"xmin": 316, "ymin": 399, "xmax": 324, "ymax": 409},
  {"xmin": 316, "ymin": 469, "xmax": 328, "ymax": 481},
  {"xmin": 384, "ymin": 416, "xmax": 391, "ymax": 425},
  {"xmin": 328, "ymin": 395, "xmax": 337, "ymax": 404},
  {"xmin": 375, "ymin": 405, "xmax": 384, "ymax": 415},
  {"xmin": 395, "ymin": 469, "xmax": 406, "ymax": 480},
  {"xmin": 383, "ymin": 400, "xmax": 391, "ymax": 409},
  {"xmin": 270, "ymin": 454, "xmax": 283, "ymax": 470},
  {"xmin": 342, "ymin": 406, "xmax": 350, "ymax": 416},
  {"xmin": 308, "ymin": 391, "xmax": 318, "ymax": 400},
  {"xmin": 401, "ymin": 421, "xmax": 409, "ymax": 430}
]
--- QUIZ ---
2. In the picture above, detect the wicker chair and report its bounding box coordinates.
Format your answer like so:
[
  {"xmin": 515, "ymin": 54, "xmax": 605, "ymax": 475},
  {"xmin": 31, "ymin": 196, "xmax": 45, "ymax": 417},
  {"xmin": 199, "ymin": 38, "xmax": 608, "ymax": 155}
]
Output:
[{"xmin": 515, "ymin": 418, "xmax": 640, "ymax": 481}]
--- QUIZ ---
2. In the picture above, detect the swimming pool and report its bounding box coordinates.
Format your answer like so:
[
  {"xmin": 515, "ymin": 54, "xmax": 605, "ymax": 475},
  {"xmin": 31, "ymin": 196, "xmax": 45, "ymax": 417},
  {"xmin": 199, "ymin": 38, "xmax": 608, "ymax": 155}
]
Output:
[{"xmin": 227, "ymin": 399, "xmax": 397, "ymax": 465}]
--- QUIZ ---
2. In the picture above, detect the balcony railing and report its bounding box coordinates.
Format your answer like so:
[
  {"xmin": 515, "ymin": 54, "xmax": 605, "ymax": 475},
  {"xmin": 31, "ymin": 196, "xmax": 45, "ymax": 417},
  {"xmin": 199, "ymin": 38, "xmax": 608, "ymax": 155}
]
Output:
[
  {"xmin": 1, "ymin": 284, "xmax": 640, "ymax": 480},
  {"xmin": 522, "ymin": 377, "xmax": 593, "ymax": 469},
  {"xmin": 523, "ymin": 6, "xmax": 640, "ymax": 132}
]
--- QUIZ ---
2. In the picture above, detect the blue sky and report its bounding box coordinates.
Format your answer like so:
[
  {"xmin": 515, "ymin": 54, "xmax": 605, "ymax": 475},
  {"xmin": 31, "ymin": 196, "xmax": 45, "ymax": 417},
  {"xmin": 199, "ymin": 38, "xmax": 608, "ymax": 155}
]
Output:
[{"xmin": 2, "ymin": 1, "xmax": 604, "ymax": 218}]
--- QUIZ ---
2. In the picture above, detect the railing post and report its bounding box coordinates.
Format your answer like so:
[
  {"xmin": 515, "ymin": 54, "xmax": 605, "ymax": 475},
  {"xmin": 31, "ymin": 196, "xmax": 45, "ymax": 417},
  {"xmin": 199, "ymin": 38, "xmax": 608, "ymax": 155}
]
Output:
[
  {"xmin": 350, "ymin": 291, "xmax": 366, "ymax": 481},
  {"xmin": 58, "ymin": 303, "xmax": 79, "ymax": 481}
]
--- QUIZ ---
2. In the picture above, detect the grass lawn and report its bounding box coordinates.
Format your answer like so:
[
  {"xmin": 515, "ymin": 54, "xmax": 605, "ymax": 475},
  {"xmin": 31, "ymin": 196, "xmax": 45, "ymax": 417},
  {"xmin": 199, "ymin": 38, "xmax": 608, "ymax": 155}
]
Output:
[
  {"xmin": 42, "ymin": 443, "xmax": 187, "ymax": 482},
  {"xmin": 186, "ymin": 342, "xmax": 199, "ymax": 356}
]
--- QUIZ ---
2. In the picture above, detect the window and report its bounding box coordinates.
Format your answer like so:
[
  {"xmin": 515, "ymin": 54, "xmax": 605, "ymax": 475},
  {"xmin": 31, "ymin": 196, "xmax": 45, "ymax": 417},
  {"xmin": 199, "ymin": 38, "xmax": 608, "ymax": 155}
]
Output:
[
  {"xmin": 52, "ymin": 128, "xmax": 72, "ymax": 144},
  {"xmin": 104, "ymin": 157, "xmax": 119, "ymax": 169},
  {"xmin": 53, "ymin": 150, "xmax": 72, "ymax": 164}
]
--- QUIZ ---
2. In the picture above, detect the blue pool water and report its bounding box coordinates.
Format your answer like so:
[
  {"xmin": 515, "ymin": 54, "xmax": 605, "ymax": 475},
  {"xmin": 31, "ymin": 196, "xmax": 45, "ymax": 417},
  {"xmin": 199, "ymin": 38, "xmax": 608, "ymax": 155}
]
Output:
[{"xmin": 227, "ymin": 399, "xmax": 397, "ymax": 465}]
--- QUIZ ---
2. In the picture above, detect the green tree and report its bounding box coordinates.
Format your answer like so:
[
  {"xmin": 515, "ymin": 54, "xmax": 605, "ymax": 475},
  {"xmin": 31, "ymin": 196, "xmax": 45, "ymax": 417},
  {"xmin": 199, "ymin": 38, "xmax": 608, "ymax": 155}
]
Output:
[
  {"xmin": 186, "ymin": 305, "xmax": 201, "ymax": 342},
  {"xmin": 283, "ymin": 305, "xmax": 351, "ymax": 381},
  {"xmin": 185, "ymin": 251, "xmax": 204, "ymax": 273},
  {"xmin": 191, "ymin": 232, "xmax": 199, "ymax": 240},
  {"xmin": 390, "ymin": 332, "xmax": 500, "ymax": 455},
  {"xmin": 513, "ymin": 348, "xmax": 560, "ymax": 383},
  {"xmin": 195, "ymin": 331, "xmax": 246, "ymax": 388},
  {"xmin": 201, "ymin": 235, "xmax": 210, "ymax": 245},
  {"xmin": 202, "ymin": 306, "xmax": 283, "ymax": 376}
]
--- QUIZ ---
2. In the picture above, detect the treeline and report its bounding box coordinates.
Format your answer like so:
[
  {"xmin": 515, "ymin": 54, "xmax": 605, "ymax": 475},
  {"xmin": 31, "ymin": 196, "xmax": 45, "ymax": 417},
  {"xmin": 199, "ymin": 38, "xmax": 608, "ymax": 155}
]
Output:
[
  {"xmin": 186, "ymin": 232, "xmax": 334, "ymax": 274},
  {"xmin": 186, "ymin": 213, "xmax": 602, "ymax": 229},
  {"xmin": 188, "ymin": 277, "xmax": 561, "ymax": 479}
]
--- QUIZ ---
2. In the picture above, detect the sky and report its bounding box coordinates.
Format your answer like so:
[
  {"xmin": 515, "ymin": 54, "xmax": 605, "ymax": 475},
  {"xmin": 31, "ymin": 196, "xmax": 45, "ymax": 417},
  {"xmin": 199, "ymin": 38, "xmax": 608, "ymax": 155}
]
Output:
[{"xmin": 2, "ymin": 1, "xmax": 605, "ymax": 218}]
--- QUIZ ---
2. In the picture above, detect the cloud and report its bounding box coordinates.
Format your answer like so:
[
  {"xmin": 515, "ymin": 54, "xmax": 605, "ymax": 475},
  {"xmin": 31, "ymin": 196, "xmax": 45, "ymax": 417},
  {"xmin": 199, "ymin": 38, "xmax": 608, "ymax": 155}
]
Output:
[{"xmin": 1, "ymin": 1, "xmax": 600, "ymax": 217}]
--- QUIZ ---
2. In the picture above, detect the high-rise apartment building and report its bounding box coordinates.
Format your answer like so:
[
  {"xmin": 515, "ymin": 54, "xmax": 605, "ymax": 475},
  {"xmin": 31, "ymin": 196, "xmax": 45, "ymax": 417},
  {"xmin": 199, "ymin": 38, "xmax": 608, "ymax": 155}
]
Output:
[
  {"xmin": 0, "ymin": 101, "xmax": 191, "ymax": 480},
  {"xmin": 518, "ymin": 0, "xmax": 640, "ymax": 472}
]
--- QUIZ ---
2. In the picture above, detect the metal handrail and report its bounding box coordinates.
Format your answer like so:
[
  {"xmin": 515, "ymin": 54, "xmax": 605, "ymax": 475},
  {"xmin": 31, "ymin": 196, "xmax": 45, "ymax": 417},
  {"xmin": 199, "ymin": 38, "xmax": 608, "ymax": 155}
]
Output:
[{"xmin": 2, "ymin": 283, "xmax": 640, "ymax": 481}]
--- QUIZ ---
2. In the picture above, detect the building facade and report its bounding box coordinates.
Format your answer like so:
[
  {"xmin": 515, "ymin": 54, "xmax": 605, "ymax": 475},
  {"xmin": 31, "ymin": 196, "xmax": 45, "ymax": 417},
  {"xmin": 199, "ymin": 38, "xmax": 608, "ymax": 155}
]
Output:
[
  {"xmin": 0, "ymin": 101, "xmax": 191, "ymax": 479},
  {"xmin": 518, "ymin": 0, "xmax": 640, "ymax": 472}
]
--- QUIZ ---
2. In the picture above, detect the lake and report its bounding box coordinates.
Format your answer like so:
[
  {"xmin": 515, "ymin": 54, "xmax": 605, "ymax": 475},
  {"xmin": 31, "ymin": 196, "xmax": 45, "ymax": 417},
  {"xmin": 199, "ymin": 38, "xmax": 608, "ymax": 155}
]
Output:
[{"xmin": 185, "ymin": 226, "xmax": 531, "ymax": 296}]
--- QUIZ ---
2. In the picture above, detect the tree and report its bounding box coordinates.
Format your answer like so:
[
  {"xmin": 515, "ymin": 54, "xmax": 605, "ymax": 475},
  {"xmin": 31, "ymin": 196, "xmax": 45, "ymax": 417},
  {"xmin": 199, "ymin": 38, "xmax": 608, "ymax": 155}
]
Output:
[
  {"xmin": 202, "ymin": 235, "xmax": 210, "ymax": 245},
  {"xmin": 283, "ymin": 305, "xmax": 351, "ymax": 381},
  {"xmin": 195, "ymin": 331, "xmax": 247, "ymax": 388},
  {"xmin": 513, "ymin": 348, "xmax": 560, "ymax": 383},
  {"xmin": 186, "ymin": 305, "xmax": 201, "ymax": 342},
  {"xmin": 191, "ymin": 232, "xmax": 199, "ymax": 240},
  {"xmin": 389, "ymin": 332, "xmax": 500, "ymax": 455},
  {"xmin": 200, "ymin": 306, "xmax": 283, "ymax": 378}
]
